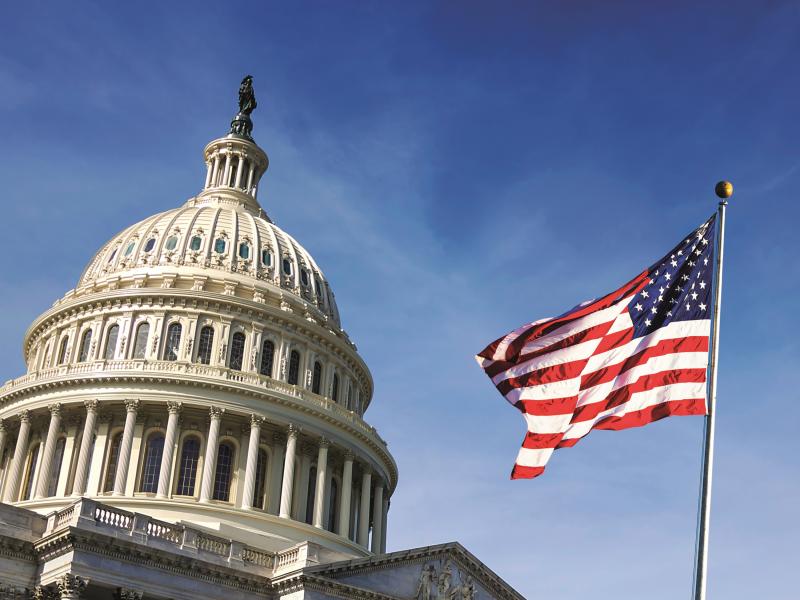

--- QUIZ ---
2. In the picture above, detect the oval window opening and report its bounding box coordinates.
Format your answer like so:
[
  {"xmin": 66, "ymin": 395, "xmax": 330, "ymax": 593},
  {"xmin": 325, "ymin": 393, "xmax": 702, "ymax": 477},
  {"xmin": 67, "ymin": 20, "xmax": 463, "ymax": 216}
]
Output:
[
  {"xmin": 108, "ymin": 248, "xmax": 117, "ymax": 262},
  {"xmin": 238, "ymin": 243, "xmax": 250, "ymax": 259},
  {"xmin": 261, "ymin": 249, "xmax": 272, "ymax": 266},
  {"xmin": 144, "ymin": 238, "xmax": 156, "ymax": 253},
  {"xmin": 282, "ymin": 258, "xmax": 292, "ymax": 275},
  {"xmin": 189, "ymin": 236, "xmax": 202, "ymax": 251},
  {"xmin": 165, "ymin": 236, "xmax": 178, "ymax": 251},
  {"xmin": 124, "ymin": 241, "xmax": 136, "ymax": 256},
  {"xmin": 214, "ymin": 238, "xmax": 226, "ymax": 254}
]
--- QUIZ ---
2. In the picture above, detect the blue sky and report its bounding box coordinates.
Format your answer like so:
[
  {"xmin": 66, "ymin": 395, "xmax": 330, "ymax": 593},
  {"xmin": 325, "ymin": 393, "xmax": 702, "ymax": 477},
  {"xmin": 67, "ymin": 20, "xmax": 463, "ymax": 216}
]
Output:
[{"xmin": 1, "ymin": 1, "xmax": 799, "ymax": 597}]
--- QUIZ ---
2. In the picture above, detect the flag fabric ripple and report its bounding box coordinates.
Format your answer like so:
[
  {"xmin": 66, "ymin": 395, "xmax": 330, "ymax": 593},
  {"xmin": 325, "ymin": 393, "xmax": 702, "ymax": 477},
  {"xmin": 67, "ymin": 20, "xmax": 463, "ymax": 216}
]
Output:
[{"xmin": 476, "ymin": 214, "xmax": 718, "ymax": 479}]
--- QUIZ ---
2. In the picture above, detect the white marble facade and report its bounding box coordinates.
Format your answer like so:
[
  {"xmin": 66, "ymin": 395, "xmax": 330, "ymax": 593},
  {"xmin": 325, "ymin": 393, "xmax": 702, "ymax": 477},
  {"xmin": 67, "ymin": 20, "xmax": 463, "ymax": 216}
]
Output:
[{"xmin": 0, "ymin": 90, "xmax": 523, "ymax": 599}]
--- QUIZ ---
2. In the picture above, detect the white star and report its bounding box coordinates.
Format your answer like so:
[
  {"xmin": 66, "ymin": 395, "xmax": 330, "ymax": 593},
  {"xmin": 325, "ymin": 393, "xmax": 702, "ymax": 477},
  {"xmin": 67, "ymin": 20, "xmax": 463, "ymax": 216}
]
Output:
[
  {"xmin": 658, "ymin": 294, "xmax": 664, "ymax": 301},
  {"xmin": 699, "ymin": 303, "xmax": 707, "ymax": 310},
  {"xmin": 671, "ymin": 259, "xmax": 678, "ymax": 268},
  {"xmin": 699, "ymin": 281, "xmax": 706, "ymax": 289},
  {"xmin": 651, "ymin": 306, "xmax": 657, "ymax": 314},
  {"xmin": 702, "ymin": 238, "xmax": 708, "ymax": 245},
  {"xmin": 691, "ymin": 291, "xmax": 698, "ymax": 300},
  {"xmin": 685, "ymin": 303, "xmax": 692, "ymax": 311},
  {"xmin": 688, "ymin": 260, "xmax": 695, "ymax": 267},
  {"xmin": 677, "ymin": 250, "xmax": 683, "ymax": 256},
  {"xmin": 645, "ymin": 319, "xmax": 652, "ymax": 326},
  {"xmin": 695, "ymin": 248, "xmax": 702, "ymax": 255},
  {"xmin": 635, "ymin": 303, "xmax": 643, "ymax": 312},
  {"xmin": 641, "ymin": 290, "xmax": 649, "ymax": 298},
  {"xmin": 704, "ymin": 257, "xmax": 709, "ymax": 265},
  {"xmin": 667, "ymin": 311, "xmax": 673, "ymax": 317},
  {"xmin": 659, "ymin": 286, "xmax": 665, "ymax": 294},
  {"xmin": 682, "ymin": 274, "xmax": 689, "ymax": 281},
  {"xmin": 691, "ymin": 283, "xmax": 695, "ymax": 290},
  {"xmin": 665, "ymin": 273, "xmax": 671, "ymax": 280}
]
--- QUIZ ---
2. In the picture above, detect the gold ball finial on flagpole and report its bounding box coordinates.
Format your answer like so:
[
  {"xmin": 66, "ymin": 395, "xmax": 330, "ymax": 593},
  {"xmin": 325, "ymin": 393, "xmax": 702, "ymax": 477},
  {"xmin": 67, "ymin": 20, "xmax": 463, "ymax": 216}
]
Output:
[{"xmin": 714, "ymin": 180, "xmax": 733, "ymax": 199}]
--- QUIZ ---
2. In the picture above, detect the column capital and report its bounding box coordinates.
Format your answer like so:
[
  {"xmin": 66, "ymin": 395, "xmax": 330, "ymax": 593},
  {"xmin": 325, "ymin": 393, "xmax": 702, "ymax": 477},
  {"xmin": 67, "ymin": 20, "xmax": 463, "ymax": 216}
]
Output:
[
  {"xmin": 113, "ymin": 589, "xmax": 142, "ymax": 600},
  {"xmin": 166, "ymin": 401, "xmax": 183, "ymax": 415},
  {"xmin": 343, "ymin": 448, "xmax": 355, "ymax": 461},
  {"xmin": 209, "ymin": 406, "xmax": 225, "ymax": 419},
  {"xmin": 48, "ymin": 403, "xmax": 62, "ymax": 417},
  {"xmin": 56, "ymin": 574, "xmax": 88, "ymax": 598},
  {"xmin": 0, "ymin": 418, "xmax": 5, "ymax": 433},
  {"xmin": 250, "ymin": 414, "xmax": 266, "ymax": 428},
  {"xmin": 124, "ymin": 399, "xmax": 140, "ymax": 413},
  {"xmin": 318, "ymin": 436, "xmax": 330, "ymax": 449},
  {"xmin": 19, "ymin": 409, "xmax": 31, "ymax": 423},
  {"xmin": 83, "ymin": 399, "xmax": 99, "ymax": 412},
  {"xmin": 286, "ymin": 423, "xmax": 300, "ymax": 438}
]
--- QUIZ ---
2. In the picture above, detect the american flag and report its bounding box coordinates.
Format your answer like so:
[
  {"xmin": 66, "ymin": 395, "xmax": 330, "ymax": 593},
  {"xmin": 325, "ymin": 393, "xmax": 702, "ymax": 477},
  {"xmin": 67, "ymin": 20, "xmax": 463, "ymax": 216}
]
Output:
[{"xmin": 476, "ymin": 214, "xmax": 718, "ymax": 479}]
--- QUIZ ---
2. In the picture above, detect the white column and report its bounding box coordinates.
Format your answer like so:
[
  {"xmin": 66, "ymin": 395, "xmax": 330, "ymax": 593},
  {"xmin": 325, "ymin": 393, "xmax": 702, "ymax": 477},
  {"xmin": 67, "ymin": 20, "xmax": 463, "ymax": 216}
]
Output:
[
  {"xmin": 156, "ymin": 402, "xmax": 182, "ymax": 498},
  {"xmin": 210, "ymin": 155, "xmax": 220, "ymax": 188},
  {"xmin": 241, "ymin": 415, "xmax": 264, "ymax": 510},
  {"xmin": 34, "ymin": 404, "xmax": 63, "ymax": 499},
  {"xmin": 222, "ymin": 153, "xmax": 232, "ymax": 187},
  {"xmin": 380, "ymin": 493, "xmax": 389, "ymax": 553},
  {"xmin": 113, "ymin": 400, "xmax": 139, "ymax": 496},
  {"xmin": 234, "ymin": 155, "xmax": 245, "ymax": 188},
  {"xmin": 371, "ymin": 482, "xmax": 384, "ymax": 553},
  {"xmin": 246, "ymin": 164, "xmax": 255, "ymax": 194},
  {"xmin": 0, "ymin": 420, "xmax": 7, "ymax": 489},
  {"xmin": 267, "ymin": 433, "xmax": 285, "ymax": 515},
  {"xmin": 357, "ymin": 468, "xmax": 372, "ymax": 547},
  {"xmin": 199, "ymin": 406, "xmax": 224, "ymax": 503},
  {"xmin": 279, "ymin": 425, "xmax": 299, "ymax": 518},
  {"xmin": 312, "ymin": 438, "xmax": 329, "ymax": 528},
  {"xmin": 4, "ymin": 411, "xmax": 31, "ymax": 502},
  {"xmin": 204, "ymin": 160, "xmax": 213, "ymax": 188},
  {"xmin": 337, "ymin": 450, "xmax": 354, "ymax": 537},
  {"xmin": 72, "ymin": 400, "xmax": 98, "ymax": 496}
]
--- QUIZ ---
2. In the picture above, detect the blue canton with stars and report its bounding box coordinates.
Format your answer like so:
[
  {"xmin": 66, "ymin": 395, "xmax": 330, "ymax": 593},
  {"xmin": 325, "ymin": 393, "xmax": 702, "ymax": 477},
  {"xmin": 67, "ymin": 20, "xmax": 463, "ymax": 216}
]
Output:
[{"xmin": 629, "ymin": 214, "xmax": 717, "ymax": 339}]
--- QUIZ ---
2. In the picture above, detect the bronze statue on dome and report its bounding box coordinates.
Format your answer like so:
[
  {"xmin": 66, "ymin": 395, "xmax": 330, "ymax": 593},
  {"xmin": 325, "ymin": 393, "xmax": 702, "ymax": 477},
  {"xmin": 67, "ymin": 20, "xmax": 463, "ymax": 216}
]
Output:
[
  {"xmin": 230, "ymin": 75, "xmax": 257, "ymax": 138},
  {"xmin": 238, "ymin": 75, "xmax": 257, "ymax": 115}
]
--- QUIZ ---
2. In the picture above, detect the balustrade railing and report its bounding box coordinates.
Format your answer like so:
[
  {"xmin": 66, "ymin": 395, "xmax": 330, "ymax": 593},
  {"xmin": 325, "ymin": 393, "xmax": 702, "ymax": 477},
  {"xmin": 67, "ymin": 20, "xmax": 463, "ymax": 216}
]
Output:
[
  {"xmin": 95, "ymin": 505, "xmax": 133, "ymax": 529},
  {"xmin": 147, "ymin": 518, "xmax": 184, "ymax": 544},
  {"xmin": 196, "ymin": 532, "xmax": 231, "ymax": 556}
]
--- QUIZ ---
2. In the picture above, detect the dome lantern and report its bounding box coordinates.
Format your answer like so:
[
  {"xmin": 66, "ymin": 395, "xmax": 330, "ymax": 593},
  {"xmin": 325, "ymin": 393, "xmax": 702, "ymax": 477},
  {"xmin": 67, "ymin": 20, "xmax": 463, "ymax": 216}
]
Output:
[{"xmin": 200, "ymin": 76, "xmax": 269, "ymax": 210}]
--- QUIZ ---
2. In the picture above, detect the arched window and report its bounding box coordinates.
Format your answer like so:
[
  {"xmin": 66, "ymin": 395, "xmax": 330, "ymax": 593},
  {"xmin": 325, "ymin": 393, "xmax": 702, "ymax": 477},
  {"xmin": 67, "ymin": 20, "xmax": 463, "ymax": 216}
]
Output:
[
  {"xmin": 347, "ymin": 382, "xmax": 354, "ymax": 411},
  {"xmin": 176, "ymin": 437, "xmax": 201, "ymax": 496},
  {"xmin": 214, "ymin": 238, "xmax": 226, "ymax": 254},
  {"xmin": 57, "ymin": 336, "xmax": 69, "ymax": 365},
  {"xmin": 229, "ymin": 332, "xmax": 245, "ymax": 371},
  {"xmin": 328, "ymin": 478, "xmax": 339, "ymax": 531},
  {"xmin": 163, "ymin": 323, "xmax": 182, "ymax": 361},
  {"xmin": 305, "ymin": 466, "xmax": 317, "ymax": 524},
  {"xmin": 238, "ymin": 243, "xmax": 250, "ymax": 259},
  {"xmin": 103, "ymin": 432, "xmax": 123, "ymax": 492},
  {"xmin": 212, "ymin": 442, "xmax": 235, "ymax": 502},
  {"xmin": 332, "ymin": 373, "xmax": 340, "ymax": 403},
  {"xmin": 196, "ymin": 326, "xmax": 214, "ymax": 364},
  {"xmin": 282, "ymin": 258, "xmax": 293, "ymax": 276},
  {"xmin": 261, "ymin": 248, "xmax": 272, "ymax": 267},
  {"xmin": 288, "ymin": 350, "xmax": 300, "ymax": 385},
  {"xmin": 300, "ymin": 269, "xmax": 310, "ymax": 287},
  {"xmin": 312, "ymin": 361, "xmax": 322, "ymax": 394},
  {"xmin": 132, "ymin": 323, "xmax": 149, "ymax": 359},
  {"xmin": 259, "ymin": 339, "xmax": 274, "ymax": 376},
  {"xmin": 78, "ymin": 329, "xmax": 93, "ymax": 362},
  {"xmin": 104, "ymin": 324, "xmax": 119, "ymax": 360},
  {"xmin": 46, "ymin": 437, "xmax": 67, "ymax": 497},
  {"xmin": 139, "ymin": 434, "xmax": 165, "ymax": 493},
  {"xmin": 22, "ymin": 444, "xmax": 40, "ymax": 501},
  {"xmin": 253, "ymin": 448, "xmax": 268, "ymax": 509},
  {"xmin": 314, "ymin": 276, "xmax": 323, "ymax": 300}
]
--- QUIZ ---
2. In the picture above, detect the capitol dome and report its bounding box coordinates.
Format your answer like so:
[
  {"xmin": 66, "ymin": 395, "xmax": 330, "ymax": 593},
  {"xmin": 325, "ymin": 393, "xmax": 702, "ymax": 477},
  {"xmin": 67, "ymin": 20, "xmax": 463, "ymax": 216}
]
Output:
[{"xmin": 0, "ymin": 82, "xmax": 395, "ymax": 562}]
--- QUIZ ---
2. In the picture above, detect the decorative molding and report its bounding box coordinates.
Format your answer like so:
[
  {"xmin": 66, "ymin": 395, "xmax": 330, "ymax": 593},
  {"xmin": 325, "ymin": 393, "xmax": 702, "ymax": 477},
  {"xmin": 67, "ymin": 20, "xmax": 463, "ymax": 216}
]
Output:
[{"xmin": 124, "ymin": 399, "xmax": 140, "ymax": 413}]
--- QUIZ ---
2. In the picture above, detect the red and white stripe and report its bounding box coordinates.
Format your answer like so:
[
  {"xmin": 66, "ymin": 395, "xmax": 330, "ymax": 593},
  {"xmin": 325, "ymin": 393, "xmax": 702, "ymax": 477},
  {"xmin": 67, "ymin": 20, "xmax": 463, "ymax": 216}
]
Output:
[{"xmin": 476, "ymin": 272, "xmax": 709, "ymax": 479}]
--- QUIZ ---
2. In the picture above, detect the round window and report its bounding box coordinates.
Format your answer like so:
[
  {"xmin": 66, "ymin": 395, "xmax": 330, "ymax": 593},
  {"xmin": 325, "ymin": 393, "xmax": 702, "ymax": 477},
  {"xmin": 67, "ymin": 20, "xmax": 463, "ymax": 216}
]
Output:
[{"xmin": 143, "ymin": 238, "xmax": 156, "ymax": 253}]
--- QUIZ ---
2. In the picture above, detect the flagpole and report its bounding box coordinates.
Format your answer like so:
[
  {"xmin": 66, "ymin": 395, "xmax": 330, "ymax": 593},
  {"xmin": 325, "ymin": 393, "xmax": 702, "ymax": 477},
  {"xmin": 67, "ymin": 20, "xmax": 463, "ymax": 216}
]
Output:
[{"xmin": 693, "ymin": 180, "xmax": 731, "ymax": 600}]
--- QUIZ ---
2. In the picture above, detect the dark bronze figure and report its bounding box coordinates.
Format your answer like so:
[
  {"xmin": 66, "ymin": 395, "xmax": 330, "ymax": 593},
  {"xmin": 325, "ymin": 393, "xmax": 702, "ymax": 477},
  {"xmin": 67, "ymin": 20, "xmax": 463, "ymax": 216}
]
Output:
[{"xmin": 230, "ymin": 75, "xmax": 257, "ymax": 138}]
